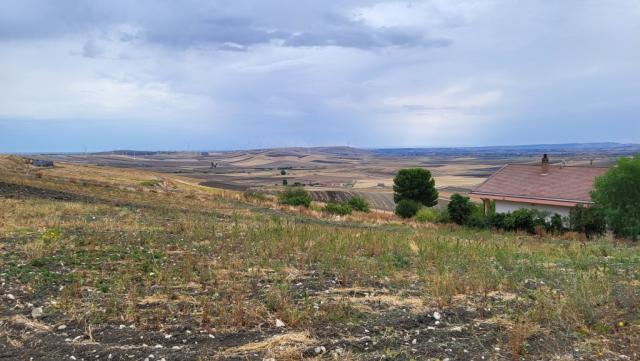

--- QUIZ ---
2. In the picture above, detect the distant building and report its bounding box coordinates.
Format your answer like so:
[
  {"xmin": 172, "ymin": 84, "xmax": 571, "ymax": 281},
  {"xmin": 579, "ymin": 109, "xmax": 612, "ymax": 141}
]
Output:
[
  {"xmin": 470, "ymin": 155, "xmax": 608, "ymax": 218},
  {"xmin": 31, "ymin": 159, "xmax": 54, "ymax": 167}
]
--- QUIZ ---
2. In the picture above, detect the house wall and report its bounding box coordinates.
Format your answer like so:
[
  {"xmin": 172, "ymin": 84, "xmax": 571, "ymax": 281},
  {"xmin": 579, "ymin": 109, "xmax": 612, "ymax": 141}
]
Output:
[{"xmin": 494, "ymin": 200, "xmax": 571, "ymax": 218}]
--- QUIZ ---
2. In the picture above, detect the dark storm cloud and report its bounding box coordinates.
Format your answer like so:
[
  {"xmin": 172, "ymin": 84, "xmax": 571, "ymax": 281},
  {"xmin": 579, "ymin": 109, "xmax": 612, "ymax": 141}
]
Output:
[
  {"xmin": 284, "ymin": 28, "xmax": 450, "ymax": 49},
  {"xmin": 0, "ymin": 0, "xmax": 444, "ymax": 50}
]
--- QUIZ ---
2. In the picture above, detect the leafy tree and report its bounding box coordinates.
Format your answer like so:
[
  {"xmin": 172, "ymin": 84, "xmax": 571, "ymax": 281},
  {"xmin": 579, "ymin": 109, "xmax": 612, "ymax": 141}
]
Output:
[
  {"xmin": 393, "ymin": 168, "xmax": 438, "ymax": 207},
  {"xmin": 395, "ymin": 199, "xmax": 422, "ymax": 218},
  {"xmin": 569, "ymin": 204, "xmax": 607, "ymax": 238},
  {"xmin": 447, "ymin": 193, "xmax": 474, "ymax": 225},
  {"xmin": 278, "ymin": 186, "xmax": 311, "ymax": 207},
  {"xmin": 592, "ymin": 154, "xmax": 640, "ymax": 240},
  {"xmin": 348, "ymin": 195, "xmax": 370, "ymax": 213}
]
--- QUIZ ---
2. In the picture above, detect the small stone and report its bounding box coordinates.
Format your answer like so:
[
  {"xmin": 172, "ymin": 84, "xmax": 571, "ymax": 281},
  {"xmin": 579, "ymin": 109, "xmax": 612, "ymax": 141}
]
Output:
[
  {"xmin": 432, "ymin": 311, "xmax": 441, "ymax": 320},
  {"xmin": 57, "ymin": 325, "xmax": 67, "ymax": 330},
  {"xmin": 5, "ymin": 294, "xmax": 15, "ymax": 300},
  {"xmin": 412, "ymin": 339, "xmax": 417, "ymax": 345},
  {"xmin": 275, "ymin": 319, "xmax": 286, "ymax": 328},
  {"xmin": 31, "ymin": 307, "xmax": 43, "ymax": 318},
  {"xmin": 70, "ymin": 357, "xmax": 76, "ymax": 360}
]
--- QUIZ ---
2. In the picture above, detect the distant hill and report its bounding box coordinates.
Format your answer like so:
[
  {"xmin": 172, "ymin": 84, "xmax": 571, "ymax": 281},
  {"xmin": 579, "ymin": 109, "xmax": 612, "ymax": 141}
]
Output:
[{"xmin": 372, "ymin": 142, "xmax": 640, "ymax": 158}]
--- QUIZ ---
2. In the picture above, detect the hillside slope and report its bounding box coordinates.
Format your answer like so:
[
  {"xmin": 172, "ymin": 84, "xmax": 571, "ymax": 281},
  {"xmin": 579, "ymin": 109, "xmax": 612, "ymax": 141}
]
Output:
[{"xmin": 0, "ymin": 157, "xmax": 638, "ymax": 360}]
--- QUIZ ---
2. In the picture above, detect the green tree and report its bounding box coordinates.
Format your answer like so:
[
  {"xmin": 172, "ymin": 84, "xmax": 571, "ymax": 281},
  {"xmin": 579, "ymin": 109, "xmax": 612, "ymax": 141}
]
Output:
[
  {"xmin": 348, "ymin": 195, "xmax": 370, "ymax": 213},
  {"xmin": 447, "ymin": 193, "xmax": 474, "ymax": 225},
  {"xmin": 393, "ymin": 168, "xmax": 438, "ymax": 207},
  {"xmin": 395, "ymin": 199, "xmax": 422, "ymax": 218},
  {"xmin": 592, "ymin": 154, "xmax": 640, "ymax": 240}
]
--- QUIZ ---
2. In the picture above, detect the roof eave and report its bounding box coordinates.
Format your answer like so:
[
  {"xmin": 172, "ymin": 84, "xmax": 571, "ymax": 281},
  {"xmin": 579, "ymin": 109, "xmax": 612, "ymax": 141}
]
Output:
[{"xmin": 469, "ymin": 192, "xmax": 593, "ymax": 207}]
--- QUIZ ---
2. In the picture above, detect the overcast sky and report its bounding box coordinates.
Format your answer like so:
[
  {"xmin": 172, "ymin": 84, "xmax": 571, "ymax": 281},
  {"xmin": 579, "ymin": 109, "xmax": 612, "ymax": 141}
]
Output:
[{"xmin": 1, "ymin": 0, "xmax": 639, "ymax": 152}]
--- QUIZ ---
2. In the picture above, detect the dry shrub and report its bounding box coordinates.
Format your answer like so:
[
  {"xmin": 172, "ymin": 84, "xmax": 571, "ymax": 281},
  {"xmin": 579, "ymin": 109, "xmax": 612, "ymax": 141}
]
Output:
[
  {"xmin": 426, "ymin": 271, "xmax": 467, "ymax": 307},
  {"xmin": 506, "ymin": 321, "xmax": 539, "ymax": 359},
  {"xmin": 563, "ymin": 231, "xmax": 587, "ymax": 242}
]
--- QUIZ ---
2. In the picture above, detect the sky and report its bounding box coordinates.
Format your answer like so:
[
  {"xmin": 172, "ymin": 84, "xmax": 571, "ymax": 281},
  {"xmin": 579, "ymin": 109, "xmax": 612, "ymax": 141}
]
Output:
[{"xmin": 1, "ymin": 0, "xmax": 639, "ymax": 152}]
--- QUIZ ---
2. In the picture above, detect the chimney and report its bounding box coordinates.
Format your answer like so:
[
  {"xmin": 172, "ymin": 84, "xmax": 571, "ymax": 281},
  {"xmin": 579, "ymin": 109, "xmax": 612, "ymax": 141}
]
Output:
[{"xmin": 541, "ymin": 154, "xmax": 549, "ymax": 175}]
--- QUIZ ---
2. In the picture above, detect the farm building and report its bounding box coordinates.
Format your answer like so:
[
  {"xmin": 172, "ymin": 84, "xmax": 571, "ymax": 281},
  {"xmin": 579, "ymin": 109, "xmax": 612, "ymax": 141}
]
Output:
[{"xmin": 470, "ymin": 155, "xmax": 608, "ymax": 218}]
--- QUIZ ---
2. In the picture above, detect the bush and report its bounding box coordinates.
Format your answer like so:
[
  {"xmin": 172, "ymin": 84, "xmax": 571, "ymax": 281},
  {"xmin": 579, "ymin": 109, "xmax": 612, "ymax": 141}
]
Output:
[
  {"xmin": 348, "ymin": 195, "xmax": 370, "ymax": 213},
  {"xmin": 415, "ymin": 207, "xmax": 438, "ymax": 223},
  {"xmin": 323, "ymin": 202, "xmax": 352, "ymax": 215},
  {"xmin": 393, "ymin": 168, "xmax": 439, "ymax": 207},
  {"xmin": 435, "ymin": 208, "xmax": 450, "ymax": 223},
  {"xmin": 549, "ymin": 213, "xmax": 565, "ymax": 233},
  {"xmin": 278, "ymin": 186, "xmax": 312, "ymax": 207},
  {"xmin": 592, "ymin": 154, "xmax": 640, "ymax": 240},
  {"xmin": 510, "ymin": 208, "xmax": 536, "ymax": 233},
  {"xmin": 465, "ymin": 204, "xmax": 487, "ymax": 228},
  {"xmin": 447, "ymin": 193, "xmax": 474, "ymax": 225},
  {"xmin": 395, "ymin": 199, "xmax": 422, "ymax": 218},
  {"xmin": 570, "ymin": 205, "xmax": 606, "ymax": 238},
  {"xmin": 488, "ymin": 212, "xmax": 507, "ymax": 230}
]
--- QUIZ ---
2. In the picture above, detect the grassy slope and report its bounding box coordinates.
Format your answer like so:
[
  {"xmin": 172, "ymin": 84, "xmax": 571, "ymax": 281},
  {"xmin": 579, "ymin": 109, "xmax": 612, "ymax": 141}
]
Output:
[{"xmin": 0, "ymin": 157, "xmax": 638, "ymax": 360}]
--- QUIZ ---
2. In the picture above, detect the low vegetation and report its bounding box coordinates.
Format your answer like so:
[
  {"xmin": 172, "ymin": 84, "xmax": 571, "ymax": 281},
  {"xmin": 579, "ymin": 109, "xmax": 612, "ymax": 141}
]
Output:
[
  {"xmin": 394, "ymin": 198, "xmax": 422, "ymax": 218},
  {"xmin": 277, "ymin": 186, "xmax": 312, "ymax": 207},
  {"xmin": 323, "ymin": 202, "xmax": 352, "ymax": 215},
  {"xmin": 0, "ymin": 158, "xmax": 639, "ymax": 360},
  {"xmin": 347, "ymin": 195, "xmax": 370, "ymax": 213}
]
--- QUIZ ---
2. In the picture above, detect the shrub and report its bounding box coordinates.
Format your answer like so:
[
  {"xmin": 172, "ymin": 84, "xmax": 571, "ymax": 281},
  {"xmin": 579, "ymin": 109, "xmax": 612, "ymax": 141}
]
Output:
[
  {"xmin": 395, "ymin": 199, "xmax": 422, "ymax": 218},
  {"xmin": 278, "ymin": 186, "xmax": 312, "ymax": 207},
  {"xmin": 435, "ymin": 208, "xmax": 450, "ymax": 223},
  {"xmin": 140, "ymin": 179, "xmax": 161, "ymax": 187},
  {"xmin": 393, "ymin": 168, "xmax": 439, "ymax": 207},
  {"xmin": 465, "ymin": 204, "xmax": 487, "ymax": 228},
  {"xmin": 488, "ymin": 212, "xmax": 507, "ymax": 230},
  {"xmin": 592, "ymin": 154, "xmax": 640, "ymax": 240},
  {"xmin": 510, "ymin": 208, "xmax": 536, "ymax": 233},
  {"xmin": 415, "ymin": 207, "xmax": 438, "ymax": 223},
  {"xmin": 447, "ymin": 193, "xmax": 474, "ymax": 225},
  {"xmin": 323, "ymin": 202, "xmax": 352, "ymax": 215},
  {"xmin": 549, "ymin": 213, "xmax": 565, "ymax": 233},
  {"xmin": 569, "ymin": 205, "xmax": 606, "ymax": 238},
  {"xmin": 348, "ymin": 195, "xmax": 370, "ymax": 213}
]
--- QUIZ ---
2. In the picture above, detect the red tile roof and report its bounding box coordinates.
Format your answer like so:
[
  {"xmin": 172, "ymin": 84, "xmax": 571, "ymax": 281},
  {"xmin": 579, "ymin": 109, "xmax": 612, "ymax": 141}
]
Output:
[{"xmin": 470, "ymin": 164, "xmax": 608, "ymax": 206}]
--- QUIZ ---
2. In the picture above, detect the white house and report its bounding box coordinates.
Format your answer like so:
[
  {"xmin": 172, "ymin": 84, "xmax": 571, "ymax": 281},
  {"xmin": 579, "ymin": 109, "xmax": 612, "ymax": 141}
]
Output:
[{"xmin": 470, "ymin": 155, "xmax": 608, "ymax": 218}]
